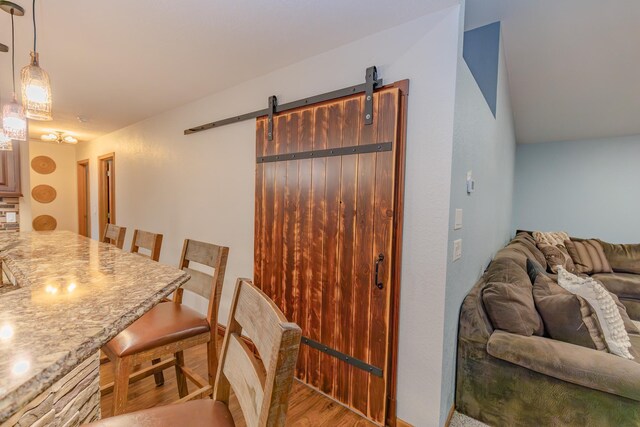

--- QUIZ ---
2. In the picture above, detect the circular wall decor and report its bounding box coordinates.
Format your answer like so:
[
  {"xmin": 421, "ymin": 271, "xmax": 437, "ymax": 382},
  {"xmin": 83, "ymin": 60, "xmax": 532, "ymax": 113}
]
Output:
[
  {"xmin": 33, "ymin": 215, "xmax": 57, "ymax": 231},
  {"xmin": 31, "ymin": 156, "xmax": 56, "ymax": 174},
  {"xmin": 32, "ymin": 185, "xmax": 57, "ymax": 204}
]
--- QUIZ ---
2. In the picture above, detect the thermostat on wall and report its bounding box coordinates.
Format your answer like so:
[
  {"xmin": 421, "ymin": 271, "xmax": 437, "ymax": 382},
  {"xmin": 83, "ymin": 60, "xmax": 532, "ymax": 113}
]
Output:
[
  {"xmin": 466, "ymin": 171, "xmax": 475, "ymax": 194},
  {"xmin": 6, "ymin": 212, "xmax": 16, "ymax": 223}
]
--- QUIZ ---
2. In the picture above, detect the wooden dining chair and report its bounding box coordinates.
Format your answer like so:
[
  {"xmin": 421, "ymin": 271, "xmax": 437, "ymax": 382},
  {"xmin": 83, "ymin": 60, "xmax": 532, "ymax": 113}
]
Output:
[
  {"xmin": 102, "ymin": 224, "xmax": 127, "ymax": 249},
  {"xmin": 101, "ymin": 239, "xmax": 229, "ymax": 415},
  {"xmin": 129, "ymin": 229, "xmax": 163, "ymax": 261},
  {"xmin": 87, "ymin": 279, "xmax": 302, "ymax": 427}
]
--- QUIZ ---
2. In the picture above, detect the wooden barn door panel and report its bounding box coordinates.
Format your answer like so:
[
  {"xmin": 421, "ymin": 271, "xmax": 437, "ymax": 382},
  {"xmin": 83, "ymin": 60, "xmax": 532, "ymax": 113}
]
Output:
[{"xmin": 255, "ymin": 86, "xmax": 403, "ymax": 425}]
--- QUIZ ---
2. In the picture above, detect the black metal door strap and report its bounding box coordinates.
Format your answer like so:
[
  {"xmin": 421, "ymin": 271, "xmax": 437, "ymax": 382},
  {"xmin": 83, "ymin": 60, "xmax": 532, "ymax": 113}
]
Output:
[
  {"xmin": 257, "ymin": 142, "xmax": 392, "ymax": 164},
  {"xmin": 184, "ymin": 66, "xmax": 382, "ymax": 140},
  {"xmin": 301, "ymin": 336, "xmax": 384, "ymax": 378}
]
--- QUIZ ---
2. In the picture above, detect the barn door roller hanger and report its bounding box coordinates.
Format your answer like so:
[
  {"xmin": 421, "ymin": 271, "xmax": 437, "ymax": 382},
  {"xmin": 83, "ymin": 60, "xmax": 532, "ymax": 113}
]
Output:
[{"xmin": 184, "ymin": 66, "xmax": 382, "ymax": 140}]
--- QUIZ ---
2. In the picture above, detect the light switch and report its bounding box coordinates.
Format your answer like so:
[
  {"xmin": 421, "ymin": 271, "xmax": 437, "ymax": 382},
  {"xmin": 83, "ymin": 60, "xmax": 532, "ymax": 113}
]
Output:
[
  {"xmin": 6, "ymin": 212, "xmax": 16, "ymax": 223},
  {"xmin": 454, "ymin": 209, "xmax": 463, "ymax": 230},
  {"xmin": 453, "ymin": 239, "xmax": 462, "ymax": 261}
]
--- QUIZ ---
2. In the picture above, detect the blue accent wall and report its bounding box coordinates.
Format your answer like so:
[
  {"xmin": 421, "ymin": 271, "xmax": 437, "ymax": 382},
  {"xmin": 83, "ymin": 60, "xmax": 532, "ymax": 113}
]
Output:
[
  {"xmin": 440, "ymin": 20, "xmax": 516, "ymax": 425},
  {"xmin": 463, "ymin": 22, "xmax": 501, "ymax": 117},
  {"xmin": 514, "ymin": 135, "xmax": 640, "ymax": 243}
]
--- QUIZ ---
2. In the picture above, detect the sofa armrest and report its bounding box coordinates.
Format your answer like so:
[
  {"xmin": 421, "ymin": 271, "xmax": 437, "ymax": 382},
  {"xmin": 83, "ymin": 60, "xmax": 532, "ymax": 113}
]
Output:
[{"xmin": 487, "ymin": 330, "xmax": 640, "ymax": 401}]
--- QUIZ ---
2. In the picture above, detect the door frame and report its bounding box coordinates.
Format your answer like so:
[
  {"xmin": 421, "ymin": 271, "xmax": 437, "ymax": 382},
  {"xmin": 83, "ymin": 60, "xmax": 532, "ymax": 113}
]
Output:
[
  {"xmin": 98, "ymin": 153, "xmax": 116, "ymax": 238},
  {"xmin": 386, "ymin": 79, "xmax": 408, "ymax": 427},
  {"xmin": 77, "ymin": 159, "xmax": 90, "ymax": 237}
]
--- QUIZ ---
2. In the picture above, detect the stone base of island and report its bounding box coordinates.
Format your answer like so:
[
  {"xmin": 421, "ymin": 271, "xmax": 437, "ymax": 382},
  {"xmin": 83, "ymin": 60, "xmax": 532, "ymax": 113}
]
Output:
[{"xmin": 1, "ymin": 354, "xmax": 100, "ymax": 427}]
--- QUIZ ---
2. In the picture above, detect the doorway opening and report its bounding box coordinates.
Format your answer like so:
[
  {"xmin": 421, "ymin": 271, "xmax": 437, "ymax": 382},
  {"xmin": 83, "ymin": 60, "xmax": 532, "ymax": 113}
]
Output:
[
  {"xmin": 77, "ymin": 159, "xmax": 90, "ymax": 237},
  {"xmin": 98, "ymin": 153, "xmax": 116, "ymax": 239}
]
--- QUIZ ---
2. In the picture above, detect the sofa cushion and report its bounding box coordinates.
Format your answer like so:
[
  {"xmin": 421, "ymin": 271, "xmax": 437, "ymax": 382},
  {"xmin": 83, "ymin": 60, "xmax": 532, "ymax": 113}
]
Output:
[
  {"xmin": 593, "ymin": 272, "xmax": 640, "ymax": 300},
  {"xmin": 538, "ymin": 243, "xmax": 576, "ymax": 274},
  {"xmin": 533, "ymin": 231, "xmax": 571, "ymax": 246},
  {"xmin": 509, "ymin": 233, "xmax": 547, "ymax": 267},
  {"xmin": 532, "ymin": 274, "xmax": 606, "ymax": 350},
  {"xmin": 483, "ymin": 282, "xmax": 544, "ymax": 337},
  {"xmin": 621, "ymin": 298, "xmax": 640, "ymax": 322},
  {"xmin": 565, "ymin": 240, "xmax": 613, "ymax": 274},
  {"xmin": 598, "ymin": 240, "xmax": 640, "ymax": 275},
  {"xmin": 487, "ymin": 330, "xmax": 640, "ymax": 402},
  {"xmin": 484, "ymin": 257, "xmax": 533, "ymax": 287}
]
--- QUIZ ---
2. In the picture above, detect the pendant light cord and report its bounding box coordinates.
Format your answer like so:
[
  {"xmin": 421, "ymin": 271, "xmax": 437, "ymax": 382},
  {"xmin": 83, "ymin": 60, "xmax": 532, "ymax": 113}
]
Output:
[
  {"xmin": 10, "ymin": 10, "xmax": 15, "ymax": 94},
  {"xmin": 32, "ymin": 0, "xmax": 37, "ymax": 52}
]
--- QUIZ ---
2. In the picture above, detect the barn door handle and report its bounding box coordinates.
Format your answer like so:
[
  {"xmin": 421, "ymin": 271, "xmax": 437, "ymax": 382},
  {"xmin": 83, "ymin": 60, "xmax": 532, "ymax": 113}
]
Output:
[{"xmin": 374, "ymin": 253, "xmax": 385, "ymax": 290}]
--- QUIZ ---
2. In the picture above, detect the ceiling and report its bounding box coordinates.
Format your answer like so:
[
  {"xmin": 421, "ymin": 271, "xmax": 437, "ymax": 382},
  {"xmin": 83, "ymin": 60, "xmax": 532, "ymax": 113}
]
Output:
[
  {"xmin": 466, "ymin": 0, "xmax": 640, "ymax": 144},
  {"xmin": 0, "ymin": 0, "xmax": 457, "ymax": 143}
]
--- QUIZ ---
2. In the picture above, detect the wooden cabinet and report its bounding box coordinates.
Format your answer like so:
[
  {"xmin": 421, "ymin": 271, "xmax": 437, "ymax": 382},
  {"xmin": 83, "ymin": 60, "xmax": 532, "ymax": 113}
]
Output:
[{"xmin": 0, "ymin": 142, "xmax": 22, "ymax": 196}]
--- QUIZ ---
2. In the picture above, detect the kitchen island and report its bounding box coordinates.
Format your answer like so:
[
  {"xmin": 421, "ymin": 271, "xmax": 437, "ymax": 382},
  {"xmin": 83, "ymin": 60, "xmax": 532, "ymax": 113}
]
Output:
[{"xmin": 0, "ymin": 231, "xmax": 189, "ymax": 426}]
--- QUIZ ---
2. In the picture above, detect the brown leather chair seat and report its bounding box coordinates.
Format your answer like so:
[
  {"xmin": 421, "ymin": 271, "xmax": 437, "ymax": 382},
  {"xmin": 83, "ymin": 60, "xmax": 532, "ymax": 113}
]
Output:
[
  {"xmin": 86, "ymin": 399, "xmax": 234, "ymax": 427},
  {"xmin": 105, "ymin": 302, "xmax": 210, "ymax": 357}
]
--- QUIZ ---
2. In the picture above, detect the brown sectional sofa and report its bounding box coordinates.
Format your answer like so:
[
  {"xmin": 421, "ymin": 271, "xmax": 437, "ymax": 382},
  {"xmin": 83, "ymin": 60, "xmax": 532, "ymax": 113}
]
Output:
[{"xmin": 456, "ymin": 233, "xmax": 640, "ymax": 426}]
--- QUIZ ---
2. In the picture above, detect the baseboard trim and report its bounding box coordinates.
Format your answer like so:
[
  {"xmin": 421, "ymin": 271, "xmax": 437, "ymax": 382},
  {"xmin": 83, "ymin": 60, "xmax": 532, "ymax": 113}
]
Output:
[
  {"xmin": 444, "ymin": 405, "xmax": 455, "ymax": 427},
  {"xmin": 396, "ymin": 418, "xmax": 413, "ymax": 427}
]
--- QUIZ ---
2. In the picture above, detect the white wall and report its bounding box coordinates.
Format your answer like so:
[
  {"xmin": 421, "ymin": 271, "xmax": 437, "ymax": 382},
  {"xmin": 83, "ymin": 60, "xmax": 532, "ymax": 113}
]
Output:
[
  {"xmin": 76, "ymin": 8, "xmax": 462, "ymax": 425},
  {"xmin": 440, "ymin": 29, "xmax": 516, "ymax": 423},
  {"xmin": 28, "ymin": 141, "xmax": 78, "ymax": 233},
  {"xmin": 514, "ymin": 134, "xmax": 640, "ymax": 243}
]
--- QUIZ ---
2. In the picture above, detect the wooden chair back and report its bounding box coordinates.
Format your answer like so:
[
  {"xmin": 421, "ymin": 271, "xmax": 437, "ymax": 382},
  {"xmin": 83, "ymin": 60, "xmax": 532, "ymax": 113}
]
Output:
[
  {"xmin": 213, "ymin": 279, "xmax": 302, "ymax": 427},
  {"xmin": 102, "ymin": 224, "xmax": 127, "ymax": 249},
  {"xmin": 174, "ymin": 239, "xmax": 229, "ymax": 327},
  {"xmin": 130, "ymin": 229, "xmax": 163, "ymax": 261}
]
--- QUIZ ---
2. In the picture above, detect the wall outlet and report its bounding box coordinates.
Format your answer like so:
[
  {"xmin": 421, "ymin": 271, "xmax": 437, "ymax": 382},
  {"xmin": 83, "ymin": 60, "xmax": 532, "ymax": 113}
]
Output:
[
  {"xmin": 453, "ymin": 239, "xmax": 462, "ymax": 261},
  {"xmin": 454, "ymin": 209, "xmax": 463, "ymax": 230},
  {"xmin": 6, "ymin": 212, "xmax": 16, "ymax": 223}
]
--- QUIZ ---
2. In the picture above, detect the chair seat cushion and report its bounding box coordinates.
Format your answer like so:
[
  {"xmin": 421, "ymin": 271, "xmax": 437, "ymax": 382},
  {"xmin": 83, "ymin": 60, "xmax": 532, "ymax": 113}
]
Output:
[
  {"xmin": 105, "ymin": 302, "xmax": 210, "ymax": 357},
  {"xmin": 593, "ymin": 273, "xmax": 640, "ymax": 300},
  {"xmin": 86, "ymin": 399, "xmax": 234, "ymax": 427}
]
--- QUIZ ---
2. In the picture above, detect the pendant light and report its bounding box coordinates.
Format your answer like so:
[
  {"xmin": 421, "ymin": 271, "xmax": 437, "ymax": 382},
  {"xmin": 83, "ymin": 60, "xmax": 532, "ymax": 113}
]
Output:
[
  {"xmin": 0, "ymin": 131, "xmax": 12, "ymax": 151},
  {"xmin": 2, "ymin": 2, "xmax": 27, "ymax": 141},
  {"xmin": 21, "ymin": 0, "xmax": 52, "ymax": 121},
  {"xmin": 0, "ymin": 84, "xmax": 14, "ymax": 151}
]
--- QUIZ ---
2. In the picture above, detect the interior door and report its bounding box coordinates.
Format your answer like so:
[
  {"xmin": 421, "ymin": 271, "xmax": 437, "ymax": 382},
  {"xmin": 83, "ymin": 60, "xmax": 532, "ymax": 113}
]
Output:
[
  {"xmin": 254, "ymin": 84, "xmax": 406, "ymax": 425},
  {"xmin": 77, "ymin": 160, "xmax": 90, "ymax": 237},
  {"xmin": 98, "ymin": 153, "xmax": 116, "ymax": 238}
]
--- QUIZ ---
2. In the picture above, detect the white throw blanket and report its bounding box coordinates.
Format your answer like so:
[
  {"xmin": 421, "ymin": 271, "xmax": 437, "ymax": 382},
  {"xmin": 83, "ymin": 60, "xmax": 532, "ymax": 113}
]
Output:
[{"xmin": 557, "ymin": 267, "xmax": 633, "ymax": 359}]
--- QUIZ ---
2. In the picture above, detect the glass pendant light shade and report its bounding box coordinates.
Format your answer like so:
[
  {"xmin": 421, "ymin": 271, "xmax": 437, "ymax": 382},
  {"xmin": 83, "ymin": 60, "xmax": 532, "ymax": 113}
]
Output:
[
  {"xmin": 2, "ymin": 96, "xmax": 27, "ymax": 141},
  {"xmin": 0, "ymin": 130, "xmax": 13, "ymax": 151},
  {"xmin": 21, "ymin": 51, "xmax": 52, "ymax": 121}
]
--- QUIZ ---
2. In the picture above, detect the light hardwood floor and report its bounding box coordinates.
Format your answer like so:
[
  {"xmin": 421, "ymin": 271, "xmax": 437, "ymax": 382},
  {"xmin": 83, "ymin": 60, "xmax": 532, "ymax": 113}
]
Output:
[{"xmin": 100, "ymin": 344, "xmax": 376, "ymax": 426}]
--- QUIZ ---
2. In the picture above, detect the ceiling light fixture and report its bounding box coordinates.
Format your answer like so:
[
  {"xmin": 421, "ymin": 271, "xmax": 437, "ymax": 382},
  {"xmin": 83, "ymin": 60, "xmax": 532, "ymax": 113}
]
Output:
[
  {"xmin": 21, "ymin": 0, "xmax": 52, "ymax": 121},
  {"xmin": 1, "ymin": 2, "xmax": 27, "ymax": 141},
  {"xmin": 41, "ymin": 131, "xmax": 78, "ymax": 144}
]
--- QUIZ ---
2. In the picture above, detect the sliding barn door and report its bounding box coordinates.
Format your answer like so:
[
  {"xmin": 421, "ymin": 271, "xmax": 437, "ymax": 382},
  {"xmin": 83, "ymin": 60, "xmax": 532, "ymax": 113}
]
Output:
[{"xmin": 255, "ymin": 85, "xmax": 405, "ymax": 425}]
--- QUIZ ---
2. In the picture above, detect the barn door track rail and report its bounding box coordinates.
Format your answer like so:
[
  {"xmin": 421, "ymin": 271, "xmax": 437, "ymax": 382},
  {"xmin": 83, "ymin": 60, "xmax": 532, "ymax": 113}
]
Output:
[{"xmin": 184, "ymin": 66, "xmax": 382, "ymax": 140}]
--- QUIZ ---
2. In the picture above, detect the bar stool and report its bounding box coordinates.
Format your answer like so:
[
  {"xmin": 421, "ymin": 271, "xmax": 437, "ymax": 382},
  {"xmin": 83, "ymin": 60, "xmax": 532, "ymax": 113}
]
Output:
[
  {"xmin": 86, "ymin": 279, "xmax": 302, "ymax": 427},
  {"xmin": 129, "ymin": 229, "xmax": 163, "ymax": 261},
  {"xmin": 101, "ymin": 239, "xmax": 229, "ymax": 415},
  {"xmin": 100, "ymin": 229, "xmax": 164, "ymax": 367},
  {"xmin": 102, "ymin": 224, "xmax": 127, "ymax": 249}
]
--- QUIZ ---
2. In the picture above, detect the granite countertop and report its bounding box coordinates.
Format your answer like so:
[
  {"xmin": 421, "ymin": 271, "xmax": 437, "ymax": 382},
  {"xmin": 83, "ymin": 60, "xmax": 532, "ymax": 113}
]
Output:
[{"xmin": 0, "ymin": 231, "xmax": 190, "ymax": 422}]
